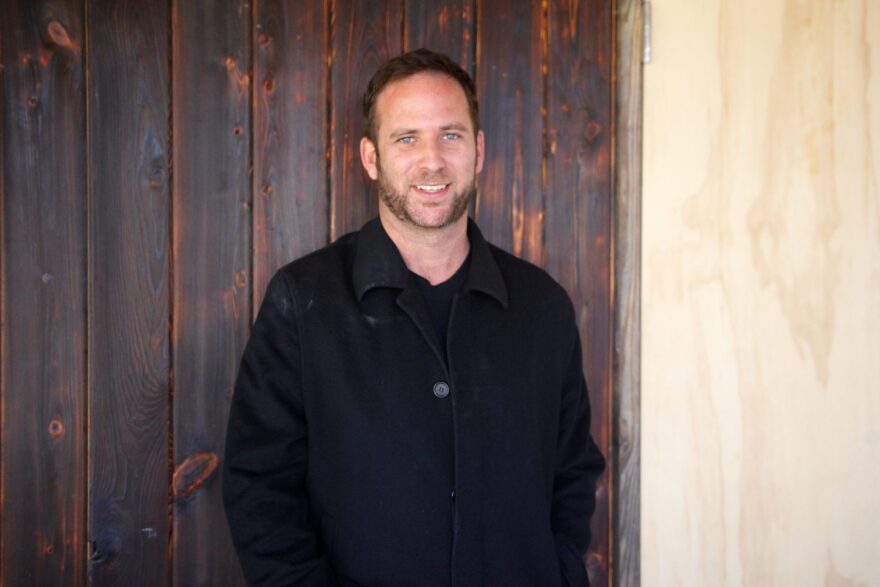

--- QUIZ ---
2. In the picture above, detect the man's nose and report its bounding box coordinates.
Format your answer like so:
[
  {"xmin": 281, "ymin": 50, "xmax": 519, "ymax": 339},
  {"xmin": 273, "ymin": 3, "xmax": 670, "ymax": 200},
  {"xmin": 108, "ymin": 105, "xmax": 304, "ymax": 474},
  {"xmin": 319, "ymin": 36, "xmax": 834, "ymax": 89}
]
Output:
[{"xmin": 419, "ymin": 139, "xmax": 445, "ymax": 172}]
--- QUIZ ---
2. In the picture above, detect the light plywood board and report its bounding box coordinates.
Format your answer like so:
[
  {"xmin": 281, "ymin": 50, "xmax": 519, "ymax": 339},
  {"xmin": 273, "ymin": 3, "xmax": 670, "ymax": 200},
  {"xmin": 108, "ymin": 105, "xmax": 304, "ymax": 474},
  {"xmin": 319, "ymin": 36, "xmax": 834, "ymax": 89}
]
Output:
[{"xmin": 642, "ymin": 0, "xmax": 880, "ymax": 585}]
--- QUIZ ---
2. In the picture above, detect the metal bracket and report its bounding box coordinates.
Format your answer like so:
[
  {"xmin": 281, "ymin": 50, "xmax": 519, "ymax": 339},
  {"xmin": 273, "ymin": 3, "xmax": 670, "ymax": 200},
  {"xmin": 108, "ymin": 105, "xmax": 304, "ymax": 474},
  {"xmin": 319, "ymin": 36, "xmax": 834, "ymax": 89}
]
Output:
[{"xmin": 643, "ymin": 0, "xmax": 653, "ymax": 63}]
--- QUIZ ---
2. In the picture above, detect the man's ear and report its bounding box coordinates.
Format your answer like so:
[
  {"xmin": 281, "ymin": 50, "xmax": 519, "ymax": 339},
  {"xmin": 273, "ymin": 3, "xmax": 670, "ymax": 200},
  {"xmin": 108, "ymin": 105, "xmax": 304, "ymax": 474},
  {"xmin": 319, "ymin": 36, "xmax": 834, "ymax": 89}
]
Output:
[
  {"xmin": 360, "ymin": 137, "xmax": 379, "ymax": 180},
  {"xmin": 475, "ymin": 130, "xmax": 485, "ymax": 175}
]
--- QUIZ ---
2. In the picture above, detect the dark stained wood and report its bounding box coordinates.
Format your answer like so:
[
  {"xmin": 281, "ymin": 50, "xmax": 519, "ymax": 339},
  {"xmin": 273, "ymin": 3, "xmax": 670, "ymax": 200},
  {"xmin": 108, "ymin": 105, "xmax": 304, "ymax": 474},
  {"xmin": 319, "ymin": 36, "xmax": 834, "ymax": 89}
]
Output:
[
  {"xmin": 614, "ymin": 0, "xmax": 643, "ymax": 584},
  {"xmin": 173, "ymin": 452, "xmax": 221, "ymax": 499},
  {"xmin": 546, "ymin": 0, "xmax": 614, "ymax": 584},
  {"xmin": 404, "ymin": 0, "xmax": 475, "ymax": 73},
  {"xmin": 329, "ymin": 0, "xmax": 403, "ymax": 241},
  {"xmin": 0, "ymin": 3, "xmax": 627, "ymax": 584},
  {"xmin": 253, "ymin": 0, "xmax": 329, "ymax": 305},
  {"xmin": 475, "ymin": 0, "xmax": 544, "ymax": 264},
  {"xmin": 0, "ymin": 2, "xmax": 86, "ymax": 584},
  {"xmin": 86, "ymin": 0, "xmax": 171, "ymax": 583},
  {"xmin": 171, "ymin": 0, "xmax": 250, "ymax": 584}
]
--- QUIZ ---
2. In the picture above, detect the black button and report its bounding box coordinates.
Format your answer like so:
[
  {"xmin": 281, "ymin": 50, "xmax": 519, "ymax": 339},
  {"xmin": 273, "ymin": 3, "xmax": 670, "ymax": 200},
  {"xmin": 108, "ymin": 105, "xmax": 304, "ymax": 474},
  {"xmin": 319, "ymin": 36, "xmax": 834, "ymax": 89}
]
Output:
[{"xmin": 433, "ymin": 381, "xmax": 450, "ymax": 398}]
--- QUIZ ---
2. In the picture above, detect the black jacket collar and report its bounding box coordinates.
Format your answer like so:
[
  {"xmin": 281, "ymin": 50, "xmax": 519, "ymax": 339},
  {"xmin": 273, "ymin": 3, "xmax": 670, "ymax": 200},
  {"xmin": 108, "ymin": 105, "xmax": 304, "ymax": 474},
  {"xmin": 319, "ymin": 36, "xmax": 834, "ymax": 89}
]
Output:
[{"xmin": 352, "ymin": 217, "xmax": 509, "ymax": 308}]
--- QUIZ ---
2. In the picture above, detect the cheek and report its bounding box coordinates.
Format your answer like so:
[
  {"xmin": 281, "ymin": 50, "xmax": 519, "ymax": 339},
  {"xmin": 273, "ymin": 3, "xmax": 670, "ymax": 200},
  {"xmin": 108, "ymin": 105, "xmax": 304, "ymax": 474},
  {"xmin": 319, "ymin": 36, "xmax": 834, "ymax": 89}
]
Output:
[{"xmin": 382, "ymin": 154, "xmax": 416, "ymax": 181}]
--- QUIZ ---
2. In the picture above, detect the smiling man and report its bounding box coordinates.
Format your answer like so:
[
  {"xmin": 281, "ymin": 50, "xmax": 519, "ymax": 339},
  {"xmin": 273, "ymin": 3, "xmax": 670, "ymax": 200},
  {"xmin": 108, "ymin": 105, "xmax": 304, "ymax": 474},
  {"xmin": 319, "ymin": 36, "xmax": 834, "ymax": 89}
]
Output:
[{"xmin": 223, "ymin": 49, "xmax": 606, "ymax": 586}]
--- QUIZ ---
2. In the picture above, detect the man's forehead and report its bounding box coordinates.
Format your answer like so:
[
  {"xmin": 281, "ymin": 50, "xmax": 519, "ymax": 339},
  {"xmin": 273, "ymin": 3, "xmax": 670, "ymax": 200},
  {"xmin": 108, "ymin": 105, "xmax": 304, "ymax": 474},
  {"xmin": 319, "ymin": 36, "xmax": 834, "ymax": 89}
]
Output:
[{"xmin": 374, "ymin": 72, "xmax": 472, "ymax": 134}]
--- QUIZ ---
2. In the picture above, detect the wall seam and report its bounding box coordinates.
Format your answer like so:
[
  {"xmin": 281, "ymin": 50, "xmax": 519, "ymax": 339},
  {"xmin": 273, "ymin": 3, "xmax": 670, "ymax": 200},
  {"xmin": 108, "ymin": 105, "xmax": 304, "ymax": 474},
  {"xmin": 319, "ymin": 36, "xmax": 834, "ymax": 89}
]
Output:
[
  {"xmin": 166, "ymin": 0, "xmax": 176, "ymax": 581},
  {"xmin": 325, "ymin": 0, "xmax": 334, "ymax": 245},
  {"xmin": 83, "ymin": 0, "xmax": 93, "ymax": 579}
]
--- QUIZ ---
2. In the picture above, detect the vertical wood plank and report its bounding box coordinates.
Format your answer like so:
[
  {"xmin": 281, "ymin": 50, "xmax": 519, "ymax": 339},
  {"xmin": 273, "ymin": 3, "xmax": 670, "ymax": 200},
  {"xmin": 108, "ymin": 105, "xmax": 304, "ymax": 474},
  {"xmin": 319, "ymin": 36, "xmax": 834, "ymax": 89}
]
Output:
[
  {"xmin": 614, "ymin": 1, "xmax": 643, "ymax": 584},
  {"xmin": 171, "ymin": 0, "xmax": 250, "ymax": 585},
  {"xmin": 546, "ymin": 0, "xmax": 614, "ymax": 584},
  {"xmin": 253, "ymin": 0, "xmax": 328, "ymax": 306},
  {"xmin": 403, "ymin": 0, "xmax": 474, "ymax": 73},
  {"xmin": 87, "ymin": 0, "xmax": 171, "ymax": 583},
  {"xmin": 0, "ymin": 2, "xmax": 86, "ymax": 584},
  {"xmin": 329, "ymin": 0, "xmax": 403, "ymax": 241},
  {"xmin": 475, "ymin": 0, "xmax": 543, "ymax": 263}
]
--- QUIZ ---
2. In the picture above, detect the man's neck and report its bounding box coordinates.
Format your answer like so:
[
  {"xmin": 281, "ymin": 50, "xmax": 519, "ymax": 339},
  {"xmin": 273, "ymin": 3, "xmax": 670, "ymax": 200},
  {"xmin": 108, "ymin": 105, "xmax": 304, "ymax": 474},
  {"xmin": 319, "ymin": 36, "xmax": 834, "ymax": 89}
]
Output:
[{"xmin": 378, "ymin": 208, "xmax": 470, "ymax": 285}]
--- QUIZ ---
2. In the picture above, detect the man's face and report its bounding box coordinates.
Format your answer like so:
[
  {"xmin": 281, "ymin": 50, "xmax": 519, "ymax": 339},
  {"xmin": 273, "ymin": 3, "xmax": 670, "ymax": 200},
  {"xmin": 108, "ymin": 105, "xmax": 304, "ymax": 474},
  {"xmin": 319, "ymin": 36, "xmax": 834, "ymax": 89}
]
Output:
[{"xmin": 360, "ymin": 72, "xmax": 485, "ymax": 231}]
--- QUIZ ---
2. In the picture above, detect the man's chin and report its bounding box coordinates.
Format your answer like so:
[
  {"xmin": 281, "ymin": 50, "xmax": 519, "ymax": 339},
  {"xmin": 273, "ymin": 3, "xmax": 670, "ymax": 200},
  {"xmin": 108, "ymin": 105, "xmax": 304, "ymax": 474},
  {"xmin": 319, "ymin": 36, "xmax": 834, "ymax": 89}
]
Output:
[{"xmin": 402, "ymin": 205, "xmax": 468, "ymax": 230}]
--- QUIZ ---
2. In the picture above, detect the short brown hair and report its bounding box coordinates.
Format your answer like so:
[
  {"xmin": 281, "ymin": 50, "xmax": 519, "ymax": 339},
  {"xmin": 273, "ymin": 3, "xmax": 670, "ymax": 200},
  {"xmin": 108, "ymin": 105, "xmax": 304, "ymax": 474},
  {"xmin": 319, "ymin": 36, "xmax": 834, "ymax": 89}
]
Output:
[{"xmin": 362, "ymin": 48, "xmax": 479, "ymax": 143}]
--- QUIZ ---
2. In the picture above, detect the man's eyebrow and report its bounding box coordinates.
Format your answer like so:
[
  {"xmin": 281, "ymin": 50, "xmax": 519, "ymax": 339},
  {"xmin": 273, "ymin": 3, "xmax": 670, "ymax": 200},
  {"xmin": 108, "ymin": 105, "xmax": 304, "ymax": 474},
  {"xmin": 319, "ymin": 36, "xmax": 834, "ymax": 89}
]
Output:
[
  {"xmin": 387, "ymin": 122, "xmax": 471, "ymax": 140},
  {"xmin": 388, "ymin": 128, "xmax": 420, "ymax": 139}
]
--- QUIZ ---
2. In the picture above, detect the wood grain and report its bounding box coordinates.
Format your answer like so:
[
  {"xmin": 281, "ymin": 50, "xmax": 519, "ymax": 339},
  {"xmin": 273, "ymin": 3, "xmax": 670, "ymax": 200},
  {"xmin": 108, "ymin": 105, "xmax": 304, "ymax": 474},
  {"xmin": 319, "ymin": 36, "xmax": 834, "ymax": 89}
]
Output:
[
  {"xmin": 0, "ymin": 3, "xmax": 623, "ymax": 584},
  {"xmin": 1, "ymin": 1, "xmax": 86, "ymax": 584},
  {"xmin": 613, "ymin": 0, "xmax": 643, "ymax": 584},
  {"xmin": 253, "ymin": 0, "xmax": 329, "ymax": 305},
  {"xmin": 546, "ymin": 0, "xmax": 614, "ymax": 584},
  {"xmin": 87, "ymin": 0, "xmax": 170, "ymax": 583},
  {"xmin": 403, "ymin": 0, "xmax": 474, "ymax": 73},
  {"xmin": 474, "ymin": 0, "xmax": 544, "ymax": 264},
  {"xmin": 171, "ymin": 0, "xmax": 250, "ymax": 584},
  {"xmin": 643, "ymin": 0, "xmax": 880, "ymax": 585},
  {"xmin": 329, "ymin": 0, "xmax": 402, "ymax": 241}
]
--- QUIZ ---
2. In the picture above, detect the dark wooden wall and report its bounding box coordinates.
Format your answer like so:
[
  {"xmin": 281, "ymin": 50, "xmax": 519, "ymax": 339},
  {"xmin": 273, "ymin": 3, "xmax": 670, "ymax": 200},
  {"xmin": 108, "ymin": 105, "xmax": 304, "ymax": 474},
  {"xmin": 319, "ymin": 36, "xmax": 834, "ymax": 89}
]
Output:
[{"xmin": 0, "ymin": 0, "xmax": 616, "ymax": 584}]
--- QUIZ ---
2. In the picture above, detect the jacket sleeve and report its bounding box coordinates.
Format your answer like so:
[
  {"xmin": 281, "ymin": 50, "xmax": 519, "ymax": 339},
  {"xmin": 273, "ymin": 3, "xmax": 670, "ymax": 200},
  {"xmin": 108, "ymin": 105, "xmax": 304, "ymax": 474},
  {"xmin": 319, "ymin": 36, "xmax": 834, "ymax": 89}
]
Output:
[
  {"xmin": 223, "ymin": 271, "xmax": 337, "ymax": 586},
  {"xmin": 552, "ymin": 307, "xmax": 607, "ymax": 587}
]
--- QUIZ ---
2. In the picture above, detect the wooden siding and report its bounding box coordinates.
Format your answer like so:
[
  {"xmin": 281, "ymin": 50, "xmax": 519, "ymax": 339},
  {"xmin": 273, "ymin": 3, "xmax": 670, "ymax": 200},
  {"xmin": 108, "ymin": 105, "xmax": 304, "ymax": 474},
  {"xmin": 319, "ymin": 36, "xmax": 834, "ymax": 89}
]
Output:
[{"xmin": 0, "ymin": 0, "xmax": 622, "ymax": 584}]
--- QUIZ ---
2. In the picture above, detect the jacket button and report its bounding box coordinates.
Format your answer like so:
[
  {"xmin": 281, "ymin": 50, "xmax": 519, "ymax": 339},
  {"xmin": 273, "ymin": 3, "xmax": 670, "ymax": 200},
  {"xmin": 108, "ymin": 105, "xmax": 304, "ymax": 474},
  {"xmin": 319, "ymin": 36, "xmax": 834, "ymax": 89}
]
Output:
[{"xmin": 433, "ymin": 381, "xmax": 450, "ymax": 398}]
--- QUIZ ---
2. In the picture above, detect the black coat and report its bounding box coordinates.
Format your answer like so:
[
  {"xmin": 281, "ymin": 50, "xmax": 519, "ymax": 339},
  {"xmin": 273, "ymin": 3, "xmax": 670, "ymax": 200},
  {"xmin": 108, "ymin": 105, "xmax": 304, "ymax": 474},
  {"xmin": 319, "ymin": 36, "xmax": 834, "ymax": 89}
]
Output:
[{"xmin": 223, "ymin": 218, "xmax": 606, "ymax": 586}]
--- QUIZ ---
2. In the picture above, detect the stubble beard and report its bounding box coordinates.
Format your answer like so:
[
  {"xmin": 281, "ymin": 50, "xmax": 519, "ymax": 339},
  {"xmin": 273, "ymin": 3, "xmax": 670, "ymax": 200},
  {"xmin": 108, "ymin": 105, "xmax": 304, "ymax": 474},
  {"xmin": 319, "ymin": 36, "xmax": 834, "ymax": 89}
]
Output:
[{"xmin": 375, "ymin": 158, "xmax": 477, "ymax": 230}]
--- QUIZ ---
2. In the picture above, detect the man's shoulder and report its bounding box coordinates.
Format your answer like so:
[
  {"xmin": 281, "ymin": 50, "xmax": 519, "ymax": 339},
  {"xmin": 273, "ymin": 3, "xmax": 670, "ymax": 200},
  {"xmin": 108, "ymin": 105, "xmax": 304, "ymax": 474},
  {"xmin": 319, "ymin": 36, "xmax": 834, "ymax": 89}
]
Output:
[
  {"xmin": 483, "ymin": 242, "xmax": 574, "ymax": 314},
  {"xmin": 272, "ymin": 230, "xmax": 358, "ymax": 294}
]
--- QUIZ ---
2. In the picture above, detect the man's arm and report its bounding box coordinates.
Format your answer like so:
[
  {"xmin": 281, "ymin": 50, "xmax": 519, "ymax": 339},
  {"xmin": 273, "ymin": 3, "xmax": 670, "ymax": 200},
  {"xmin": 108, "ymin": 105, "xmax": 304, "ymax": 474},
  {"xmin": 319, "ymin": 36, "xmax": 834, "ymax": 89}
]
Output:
[
  {"xmin": 223, "ymin": 272, "xmax": 336, "ymax": 586},
  {"xmin": 551, "ymin": 307, "xmax": 607, "ymax": 587}
]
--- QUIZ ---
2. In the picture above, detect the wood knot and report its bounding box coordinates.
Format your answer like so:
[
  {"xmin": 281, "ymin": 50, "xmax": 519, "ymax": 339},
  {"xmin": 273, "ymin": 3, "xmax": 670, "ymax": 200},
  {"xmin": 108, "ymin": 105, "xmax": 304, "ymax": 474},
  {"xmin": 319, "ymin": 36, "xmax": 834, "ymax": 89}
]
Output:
[
  {"xmin": 173, "ymin": 452, "xmax": 220, "ymax": 499},
  {"xmin": 49, "ymin": 419, "xmax": 64, "ymax": 437},
  {"xmin": 585, "ymin": 121, "xmax": 601, "ymax": 142},
  {"xmin": 47, "ymin": 21, "xmax": 73, "ymax": 49},
  {"xmin": 263, "ymin": 78, "xmax": 275, "ymax": 93}
]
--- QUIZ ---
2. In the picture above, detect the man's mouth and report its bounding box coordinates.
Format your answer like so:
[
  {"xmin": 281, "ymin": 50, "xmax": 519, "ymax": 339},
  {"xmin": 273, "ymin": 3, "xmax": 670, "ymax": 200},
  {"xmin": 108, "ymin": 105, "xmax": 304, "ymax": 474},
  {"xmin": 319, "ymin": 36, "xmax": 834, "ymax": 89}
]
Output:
[{"xmin": 414, "ymin": 183, "xmax": 450, "ymax": 194}]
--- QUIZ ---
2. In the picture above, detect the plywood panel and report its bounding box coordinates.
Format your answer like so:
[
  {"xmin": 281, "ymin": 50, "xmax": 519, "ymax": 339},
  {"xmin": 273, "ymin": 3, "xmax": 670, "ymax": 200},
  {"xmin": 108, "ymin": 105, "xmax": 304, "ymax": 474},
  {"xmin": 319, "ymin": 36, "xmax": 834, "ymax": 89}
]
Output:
[
  {"xmin": 613, "ymin": 0, "xmax": 644, "ymax": 584},
  {"xmin": 253, "ymin": 0, "xmax": 328, "ymax": 304},
  {"xmin": 329, "ymin": 0, "xmax": 402, "ymax": 240},
  {"xmin": 642, "ymin": 0, "xmax": 880, "ymax": 585},
  {"xmin": 171, "ymin": 0, "xmax": 250, "ymax": 584},
  {"xmin": 87, "ymin": 0, "xmax": 171, "ymax": 583},
  {"xmin": 546, "ymin": 0, "xmax": 614, "ymax": 583},
  {"xmin": 403, "ymin": 0, "xmax": 474, "ymax": 72},
  {"xmin": 474, "ymin": 0, "xmax": 543, "ymax": 262},
  {"xmin": 0, "ymin": 2, "xmax": 86, "ymax": 583}
]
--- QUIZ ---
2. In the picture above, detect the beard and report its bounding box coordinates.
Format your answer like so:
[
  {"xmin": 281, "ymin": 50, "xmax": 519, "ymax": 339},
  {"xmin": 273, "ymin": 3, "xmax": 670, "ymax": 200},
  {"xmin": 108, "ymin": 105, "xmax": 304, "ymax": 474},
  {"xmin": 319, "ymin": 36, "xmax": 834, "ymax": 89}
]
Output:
[{"xmin": 375, "ymin": 156, "xmax": 477, "ymax": 230}]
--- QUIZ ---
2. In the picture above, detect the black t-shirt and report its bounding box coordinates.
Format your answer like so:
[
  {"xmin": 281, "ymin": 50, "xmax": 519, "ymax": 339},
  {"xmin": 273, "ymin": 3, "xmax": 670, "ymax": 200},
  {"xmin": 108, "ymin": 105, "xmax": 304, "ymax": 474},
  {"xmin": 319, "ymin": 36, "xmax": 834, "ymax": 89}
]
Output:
[{"xmin": 408, "ymin": 253, "xmax": 471, "ymax": 356}]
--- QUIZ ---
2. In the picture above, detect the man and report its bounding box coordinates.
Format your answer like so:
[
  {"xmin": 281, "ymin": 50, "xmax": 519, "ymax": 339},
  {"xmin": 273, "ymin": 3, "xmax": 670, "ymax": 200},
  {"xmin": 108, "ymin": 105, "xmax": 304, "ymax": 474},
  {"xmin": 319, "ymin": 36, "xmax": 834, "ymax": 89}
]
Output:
[{"xmin": 223, "ymin": 48, "xmax": 605, "ymax": 586}]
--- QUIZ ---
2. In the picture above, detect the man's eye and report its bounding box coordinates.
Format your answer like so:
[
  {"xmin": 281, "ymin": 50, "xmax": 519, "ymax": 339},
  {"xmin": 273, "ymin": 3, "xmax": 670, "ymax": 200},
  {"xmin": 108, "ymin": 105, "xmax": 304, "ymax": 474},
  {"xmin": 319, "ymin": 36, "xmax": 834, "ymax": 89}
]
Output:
[
  {"xmin": 398, "ymin": 136, "xmax": 415, "ymax": 144},
  {"xmin": 443, "ymin": 133, "xmax": 461, "ymax": 141}
]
